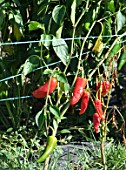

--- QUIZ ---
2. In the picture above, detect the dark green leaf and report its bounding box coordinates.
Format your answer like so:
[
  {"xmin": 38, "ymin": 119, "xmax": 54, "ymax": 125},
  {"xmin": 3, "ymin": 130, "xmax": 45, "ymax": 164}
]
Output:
[
  {"xmin": 35, "ymin": 110, "xmax": 44, "ymax": 129},
  {"xmin": 52, "ymin": 36, "xmax": 68, "ymax": 65},
  {"xmin": 57, "ymin": 73, "xmax": 67, "ymax": 83},
  {"xmin": 57, "ymin": 73, "xmax": 70, "ymax": 94},
  {"xmin": 52, "ymin": 5, "xmax": 66, "ymax": 25},
  {"xmin": 22, "ymin": 55, "xmax": 40, "ymax": 76},
  {"xmin": 12, "ymin": 0, "xmax": 21, "ymax": 6},
  {"xmin": 0, "ymin": 9, "xmax": 4, "ymax": 30},
  {"xmin": 49, "ymin": 105, "xmax": 60, "ymax": 119}
]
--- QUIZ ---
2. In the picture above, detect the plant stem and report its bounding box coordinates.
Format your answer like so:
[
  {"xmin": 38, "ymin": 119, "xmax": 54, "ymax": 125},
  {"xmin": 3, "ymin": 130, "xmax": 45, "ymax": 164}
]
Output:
[
  {"xmin": 43, "ymin": 155, "xmax": 51, "ymax": 170},
  {"xmin": 64, "ymin": 0, "xmax": 90, "ymax": 74},
  {"xmin": 72, "ymin": 20, "xmax": 96, "ymax": 87},
  {"xmin": 101, "ymin": 120, "xmax": 107, "ymax": 170}
]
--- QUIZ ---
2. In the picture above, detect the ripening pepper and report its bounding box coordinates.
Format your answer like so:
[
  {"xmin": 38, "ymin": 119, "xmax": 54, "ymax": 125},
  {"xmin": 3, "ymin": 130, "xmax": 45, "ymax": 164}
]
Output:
[
  {"xmin": 36, "ymin": 136, "xmax": 57, "ymax": 163},
  {"xmin": 79, "ymin": 91, "xmax": 90, "ymax": 115},
  {"xmin": 93, "ymin": 113, "xmax": 101, "ymax": 133},
  {"xmin": 70, "ymin": 77, "xmax": 88, "ymax": 106},
  {"xmin": 32, "ymin": 77, "xmax": 58, "ymax": 98},
  {"xmin": 96, "ymin": 81, "xmax": 110, "ymax": 97},
  {"xmin": 94, "ymin": 99, "xmax": 105, "ymax": 121}
]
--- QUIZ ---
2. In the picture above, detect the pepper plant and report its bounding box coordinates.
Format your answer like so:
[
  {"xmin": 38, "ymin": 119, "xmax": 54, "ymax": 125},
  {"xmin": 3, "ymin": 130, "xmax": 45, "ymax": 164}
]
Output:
[{"xmin": 0, "ymin": 0, "xmax": 126, "ymax": 170}]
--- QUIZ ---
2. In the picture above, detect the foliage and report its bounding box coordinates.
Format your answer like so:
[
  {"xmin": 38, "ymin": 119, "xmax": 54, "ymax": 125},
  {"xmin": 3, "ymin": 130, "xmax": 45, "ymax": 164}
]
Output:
[
  {"xmin": 0, "ymin": 130, "xmax": 126, "ymax": 170},
  {"xmin": 0, "ymin": 0, "xmax": 126, "ymax": 168}
]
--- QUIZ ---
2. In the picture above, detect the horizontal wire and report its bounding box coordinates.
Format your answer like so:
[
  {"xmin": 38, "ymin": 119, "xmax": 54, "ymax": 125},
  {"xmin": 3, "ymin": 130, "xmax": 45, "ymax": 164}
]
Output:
[
  {"xmin": 0, "ymin": 35, "xmax": 126, "ymax": 102},
  {"xmin": 0, "ymin": 95, "xmax": 32, "ymax": 102},
  {"xmin": 0, "ymin": 51, "xmax": 92, "ymax": 83},
  {"xmin": 0, "ymin": 34, "xmax": 126, "ymax": 46},
  {"xmin": 1, "ymin": 38, "xmax": 126, "ymax": 83}
]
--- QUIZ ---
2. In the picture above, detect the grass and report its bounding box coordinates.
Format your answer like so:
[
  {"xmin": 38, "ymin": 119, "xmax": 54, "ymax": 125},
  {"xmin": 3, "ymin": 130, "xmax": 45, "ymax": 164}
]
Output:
[{"xmin": 0, "ymin": 128, "xmax": 126, "ymax": 170}]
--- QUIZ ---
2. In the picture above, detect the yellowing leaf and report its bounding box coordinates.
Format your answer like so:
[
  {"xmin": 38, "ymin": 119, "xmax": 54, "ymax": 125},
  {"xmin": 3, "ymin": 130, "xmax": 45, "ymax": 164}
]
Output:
[
  {"xmin": 14, "ymin": 23, "xmax": 22, "ymax": 41},
  {"xmin": 3, "ymin": 45, "xmax": 13, "ymax": 55},
  {"xmin": 92, "ymin": 22, "xmax": 103, "ymax": 53},
  {"xmin": 92, "ymin": 37, "xmax": 103, "ymax": 53}
]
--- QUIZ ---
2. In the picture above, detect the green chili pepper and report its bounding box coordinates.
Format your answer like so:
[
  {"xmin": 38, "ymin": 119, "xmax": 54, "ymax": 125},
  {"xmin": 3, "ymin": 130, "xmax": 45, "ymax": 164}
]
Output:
[
  {"xmin": 37, "ymin": 136, "xmax": 57, "ymax": 163},
  {"xmin": 118, "ymin": 50, "xmax": 126, "ymax": 70}
]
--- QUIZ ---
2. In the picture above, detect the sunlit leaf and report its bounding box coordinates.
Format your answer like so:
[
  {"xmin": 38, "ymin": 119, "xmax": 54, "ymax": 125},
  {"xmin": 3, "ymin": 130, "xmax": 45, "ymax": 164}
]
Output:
[
  {"xmin": 60, "ymin": 129, "xmax": 71, "ymax": 134},
  {"xmin": 28, "ymin": 21, "xmax": 45, "ymax": 31},
  {"xmin": 53, "ymin": 119, "xmax": 58, "ymax": 130},
  {"xmin": 40, "ymin": 34, "xmax": 52, "ymax": 50},
  {"xmin": 52, "ymin": 37, "xmax": 68, "ymax": 65},
  {"xmin": 116, "ymin": 10, "xmax": 126, "ymax": 33},
  {"xmin": 71, "ymin": 0, "xmax": 76, "ymax": 25},
  {"xmin": 43, "ymin": 69, "xmax": 52, "ymax": 75}
]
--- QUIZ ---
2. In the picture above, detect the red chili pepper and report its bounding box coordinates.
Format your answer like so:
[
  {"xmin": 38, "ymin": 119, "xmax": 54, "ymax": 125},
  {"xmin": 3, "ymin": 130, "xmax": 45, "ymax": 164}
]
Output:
[
  {"xmin": 94, "ymin": 99, "xmax": 105, "ymax": 121},
  {"xmin": 96, "ymin": 81, "xmax": 110, "ymax": 96},
  {"xmin": 70, "ymin": 77, "xmax": 88, "ymax": 106},
  {"xmin": 93, "ymin": 113, "xmax": 101, "ymax": 133},
  {"xmin": 79, "ymin": 91, "xmax": 90, "ymax": 115},
  {"xmin": 32, "ymin": 77, "xmax": 58, "ymax": 98}
]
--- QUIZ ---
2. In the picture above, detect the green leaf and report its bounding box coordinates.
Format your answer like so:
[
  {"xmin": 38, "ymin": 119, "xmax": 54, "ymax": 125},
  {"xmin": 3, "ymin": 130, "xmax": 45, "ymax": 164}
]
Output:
[
  {"xmin": 71, "ymin": 0, "xmax": 76, "ymax": 25},
  {"xmin": 64, "ymin": 83, "xmax": 70, "ymax": 95},
  {"xmin": 14, "ymin": 23, "xmax": 23, "ymax": 40},
  {"xmin": 12, "ymin": 0, "xmax": 21, "ymax": 6},
  {"xmin": 52, "ymin": 36, "xmax": 68, "ymax": 65},
  {"xmin": 35, "ymin": 110, "xmax": 44, "ymax": 129},
  {"xmin": 49, "ymin": 105, "xmax": 60, "ymax": 119},
  {"xmin": 53, "ymin": 119, "xmax": 58, "ymax": 130},
  {"xmin": 57, "ymin": 73, "xmax": 67, "ymax": 83},
  {"xmin": 28, "ymin": 21, "xmax": 45, "ymax": 31},
  {"xmin": 57, "ymin": 73, "xmax": 70, "ymax": 94},
  {"xmin": 60, "ymin": 129, "xmax": 71, "ymax": 134},
  {"xmin": 109, "ymin": 43, "xmax": 121, "ymax": 57},
  {"xmin": 107, "ymin": 0, "xmax": 115, "ymax": 13},
  {"xmin": 14, "ymin": 10, "xmax": 23, "ymax": 26},
  {"xmin": 118, "ymin": 50, "xmax": 126, "ymax": 70},
  {"xmin": 52, "ymin": 5, "xmax": 66, "ymax": 25},
  {"xmin": 116, "ymin": 10, "xmax": 126, "ymax": 33},
  {"xmin": 40, "ymin": 34, "xmax": 52, "ymax": 50},
  {"xmin": 43, "ymin": 69, "xmax": 52, "ymax": 74},
  {"xmin": 0, "ymin": 9, "xmax": 4, "ymax": 30},
  {"xmin": 56, "ymin": 24, "xmax": 63, "ymax": 38},
  {"xmin": 22, "ymin": 55, "xmax": 40, "ymax": 76}
]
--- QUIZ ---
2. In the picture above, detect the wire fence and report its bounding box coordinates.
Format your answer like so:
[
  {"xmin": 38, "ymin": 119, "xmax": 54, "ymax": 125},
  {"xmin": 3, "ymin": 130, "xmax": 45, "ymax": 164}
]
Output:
[
  {"xmin": 0, "ymin": 34, "xmax": 126, "ymax": 46},
  {"xmin": 0, "ymin": 34, "xmax": 126, "ymax": 102}
]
